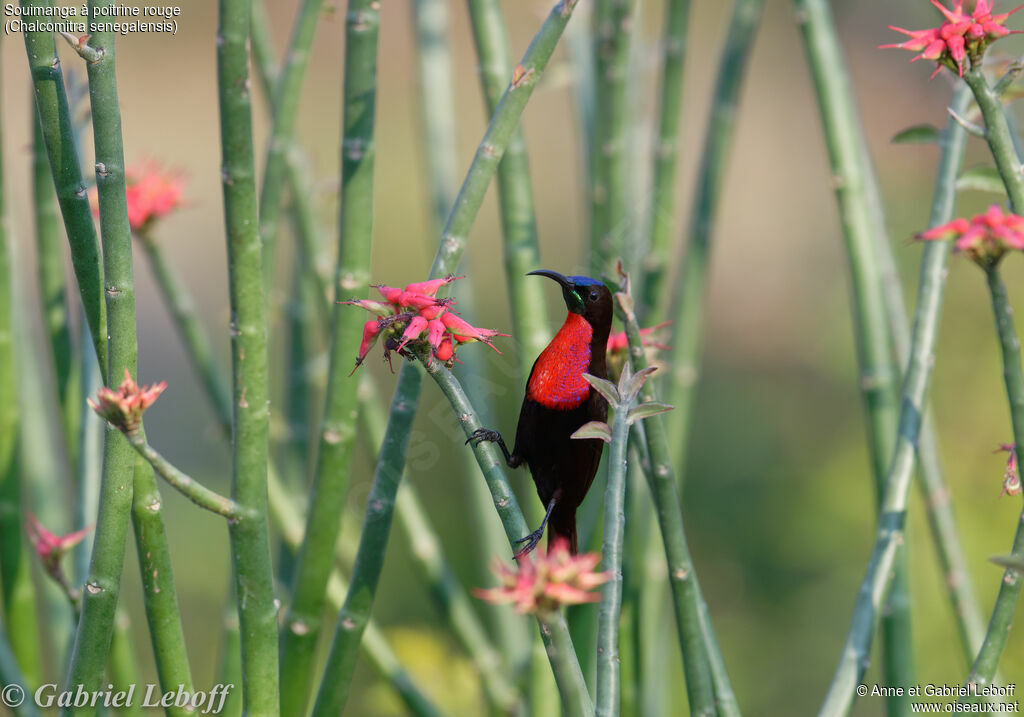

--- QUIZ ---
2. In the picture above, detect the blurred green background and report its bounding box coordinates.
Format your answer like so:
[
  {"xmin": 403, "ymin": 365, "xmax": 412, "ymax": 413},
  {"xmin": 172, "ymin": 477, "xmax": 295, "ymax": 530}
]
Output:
[{"xmin": 3, "ymin": 0, "xmax": 1024, "ymax": 714}]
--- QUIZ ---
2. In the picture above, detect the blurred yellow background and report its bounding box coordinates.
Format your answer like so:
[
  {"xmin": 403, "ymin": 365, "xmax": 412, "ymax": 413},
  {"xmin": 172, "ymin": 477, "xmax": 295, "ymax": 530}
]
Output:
[{"xmin": 2, "ymin": 0, "xmax": 1023, "ymax": 714}]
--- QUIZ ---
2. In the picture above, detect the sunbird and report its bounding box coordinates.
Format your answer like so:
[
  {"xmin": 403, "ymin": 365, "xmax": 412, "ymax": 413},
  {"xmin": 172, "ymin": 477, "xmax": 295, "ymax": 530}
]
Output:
[{"xmin": 468, "ymin": 270, "xmax": 613, "ymax": 556}]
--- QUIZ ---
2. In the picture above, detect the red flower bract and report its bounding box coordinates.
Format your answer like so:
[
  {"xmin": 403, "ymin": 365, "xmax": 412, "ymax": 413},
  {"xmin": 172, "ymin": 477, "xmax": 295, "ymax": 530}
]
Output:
[
  {"xmin": 25, "ymin": 513, "xmax": 93, "ymax": 574},
  {"xmin": 881, "ymin": 0, "xmax": 1022, "ymax": 77},
  {"xmin": 917, "ymin": 203, "xmax": 1024, "ymax": 266},
  {"xmin": 473, "ymin": 538, "xmax": 612, "ymax": 616},
  {"xmin": 88, "ymin": 368, "xmax": 167, "ymax": 434},
  {"xmin": 344, "ymin": 275, "xmax": 509, "ymax": 372}
]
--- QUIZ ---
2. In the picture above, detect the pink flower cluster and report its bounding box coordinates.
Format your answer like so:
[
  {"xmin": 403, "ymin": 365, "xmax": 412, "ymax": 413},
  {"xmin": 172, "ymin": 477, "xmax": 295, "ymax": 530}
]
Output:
[
  {"xmin": 89, "ymin": 163, "xmax": 184, "ymax": 233},
  {"xmin": 88, "ymin": 368, "xmax": 167, "ymax": 434},
  {"xmin": 25, "ymin": 513, "xmax": 92, "ymax": 575},
  {"xmin": 882, "ymin": 0, "xmax": 1021, "ymax": 77},
  {"xmin": 917, "ymin": 204, "xmax": 1024, "ymax": 266},
  {"xmin": 474, "ymin": 538, "xmax": 611, "ymax": 616},
  {"xmin": 345, "ymin": 275, "xmax": 509, "ymax": 373}
]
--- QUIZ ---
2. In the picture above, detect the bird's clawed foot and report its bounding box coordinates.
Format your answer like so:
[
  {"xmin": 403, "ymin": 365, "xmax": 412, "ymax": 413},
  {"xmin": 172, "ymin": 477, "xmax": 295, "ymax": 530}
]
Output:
[
  {"xmin": 513, "ymin": 528, "xmax": 545, "ymax": 560},
  {"xmin": 466, "ymin": 428, "xmax": 502, "ymax": 446}
]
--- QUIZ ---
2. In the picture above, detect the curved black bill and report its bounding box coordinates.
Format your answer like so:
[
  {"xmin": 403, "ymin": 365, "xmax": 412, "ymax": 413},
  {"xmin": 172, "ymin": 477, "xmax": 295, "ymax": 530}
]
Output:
[{"xmin": 527, "ymin": 269, "xmax": 573, "ymax": 290}]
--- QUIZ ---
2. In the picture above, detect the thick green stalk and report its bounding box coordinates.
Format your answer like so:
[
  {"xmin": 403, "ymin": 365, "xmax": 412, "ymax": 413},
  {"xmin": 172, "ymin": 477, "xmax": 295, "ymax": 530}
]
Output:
[
  {"xmin": 310, "ymin": 367, "xmax": 423, "ymax": 716},
  {"xmin": 664, "ymin": 0, "xmax": 763, "ymax": 482},
  {"xmin": 80, "ymin": 9, "xmax": 196, "ymax": 712},
  {"xmin": 1, "ymin": 84, "xmax": 41, "ymax": 687},
  {"xmin": 0, "ymin": 621, "xmax": 40, "ymax": 717},
  {"xmin": 589, "ymin": 0, "xmax": 634, "ymax": 277},
  {"xmin": 963, "ymin": 68, "xmax": 1024, "ymax": 213},
  {"xmin": 257, "ymin": 0, "xmax": 324, "ymax": 285},
  {"xmin": 217, "ymin": 0, "xmax": 280, "ymax": 713},
  {"xmin": 360, "ymin": 381, "xmax": 520, "ymax": 712},
  {"xmin": 640, "ymin": 0, "xmax": 690, "ymax": 319},
  {"xmin": 277, "ymin": 3, "xmax": 379, "ymax": 713},
  {"xmin": 137, "ymin": 233, "xmax": 233, "ymax": 436},
  {"xmin": 215, "ymin": 608, "xmax": 243, "ymax": 717},
  {"xmin": 595, "ymin": 391, "xmax": 631, "ymax": 717},
  {"xmin": 466, "ymin": 0, "xmax": 550, "ymax": 371},
  {"xmin": 416, "ymin": 349, "xmax": 593, "ymax": 717},
  {"xmin": 617, "ymin": 298, "xmax": 726, "ymax": 717},
  {"xmin": 815, "ymin": 114, "xmax": 966, "ymax": 717},
  {"xmin": 33, "ymin": 107, "xmax": 80, "ymax": 458},
  {"xmin": 793, "ymin": 0, "xmax": 914, "ymax": 707},
  {"xmin": 413, "ymin": 0, "xmax": 459, "ymax": 236},
  {"xmin": 107, "ymin": 614, "xmax": 144, "ymax": 717},
  {"xmin": 19, "ymin": 1, "xmax": 106, "ymax": 370},
  {"xmin": 963, "ymin": 267, "xmax": 1024, "ymax": 689}
]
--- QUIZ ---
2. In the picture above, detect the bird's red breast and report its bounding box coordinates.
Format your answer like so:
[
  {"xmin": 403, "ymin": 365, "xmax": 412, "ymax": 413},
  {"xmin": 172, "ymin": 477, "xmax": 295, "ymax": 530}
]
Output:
[{"xmin": 527, "ymin": 313, "xmax": 593, "ymax": 410}]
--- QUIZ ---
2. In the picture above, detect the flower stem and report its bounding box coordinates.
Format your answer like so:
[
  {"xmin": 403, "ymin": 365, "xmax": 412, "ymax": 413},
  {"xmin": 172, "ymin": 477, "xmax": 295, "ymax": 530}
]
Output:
[
  {"xmin": 0, "ymin": 91, "xmax": 41, "ymax": 688},
  {"xmin": 123, "ymin": 432, "xmax": 243, "ymax": 518},
  {"xmin": 277, "ymin": 3, "xmax": 379, "ymax": 713},
  {"xmin": 416, "ymin": 348, "xmax": 593, "ymax": 717},
  {"xmin": 663, "ymin": 0, "xmax": 764, "ymax": 486},
  {"xmin": 595, "ymin": 382, "xmax": 631, "ymax": 717},
  {"xmin": 360, "ymin": 379, "xmax": 521, "ymax": 713},
  {"xmin": 640, "ymin": 0, "xmax": 690, "ymax": 319},
  {"xmin": 793, "ymin": 0, "xmax": 917, "ymax": 706},
  {"xmin": 19, "ymin": 1, "xmax": 106, "ymax": 371},
  {"xmin": 616, "ymin": 294, "xmax": 730, "ymax": 717},
  {"xmin": 963, "ymin": 67, "xmax": 1024, "ymax": 213},
  {"xmin": 589, "ymin": 0, "xmax": 634, "ymax": 277},
  {"xmin": 466, "ymin": 0, "xmax": 550, "ymax": 371},
  {"xmin": 310, "ymin": 365, "xmax": 423, "ymax": 716},
  {"xmin": 32, "ymin": 106, "xmax": 80, "ymax": 460},
  {"xmin": 136, "ymin": 232, "xmax": 233, "ymax": 437},
  {"xmin": 217, "ymin": 0, "xmax": 280, "ymax": 713},
  {"xmin": 965, "ymin": 266, "xmax": 1024, "ymax": 690},
  {"xmin": 257, "ymin": 0, "xmax": 324, "ymax": 286}
]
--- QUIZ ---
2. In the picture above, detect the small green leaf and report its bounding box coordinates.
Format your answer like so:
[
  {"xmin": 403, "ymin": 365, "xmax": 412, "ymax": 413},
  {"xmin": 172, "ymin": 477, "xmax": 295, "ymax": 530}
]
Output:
[
  {"xmin": 571, "ymin": 421, "xmax": 612, "ymax": 443},
  {"xmin": 990, "ymin": 554, "xmax": 1024, "ymax": 571},
  {"xmin": 626, "ymin": 402, "xmax": 674, "ymax": 425},
  {"xmin": 621, "ymin": 365, "xmax": 658, "ymax": 404},
  {"xmin": 956, "ymin": 166, "xmax": 1007, "ymax": 194},
  {"xmin": 891, "ymin": 123, "xmax": 941, "ymax": 144},
  {"xmin": 582, "ymin": 373, "xmax": 619, "ymax": 406}
]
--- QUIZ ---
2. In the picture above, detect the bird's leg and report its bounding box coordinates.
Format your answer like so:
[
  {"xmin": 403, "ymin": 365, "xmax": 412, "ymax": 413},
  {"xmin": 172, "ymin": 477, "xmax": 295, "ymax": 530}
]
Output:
[
  {"xmin": 512, "ymin": 497, "xmax": 557, "ymax": 560},
  {"xmin": 466, "ymin": 428, "xmax": 520, "ymax": 468}
]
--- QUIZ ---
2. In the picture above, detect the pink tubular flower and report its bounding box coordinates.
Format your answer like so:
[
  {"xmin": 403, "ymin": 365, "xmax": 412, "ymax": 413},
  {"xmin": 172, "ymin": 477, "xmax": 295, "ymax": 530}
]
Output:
[
  {"xmin": 882, "ymin": 1, "xmax": 1022, "ymax": 77},
  {"xmin": 998, "ymin": 443, "xmax": 1022, "ymax": 496},
  {"xmin": 344, "ymin": 275, "xmax": 509, "ymax": 371},
  {"xmin": 88, "ymin": 368, "xmax": 167, "ymax": 434},
  {"xmin": 25, "ymin": 513, "xmax": 93, "ymax": 575},
  {"xmin": 917, "ymin": 204, "xmax": 1024, "ymax": 266},
  {"xmin": 474, "ymin": 538, "xmax": 611, "ymax": 616},
  {"xmin": 89, "ymin": 163, "xmax": 184, "ymax": 232}
]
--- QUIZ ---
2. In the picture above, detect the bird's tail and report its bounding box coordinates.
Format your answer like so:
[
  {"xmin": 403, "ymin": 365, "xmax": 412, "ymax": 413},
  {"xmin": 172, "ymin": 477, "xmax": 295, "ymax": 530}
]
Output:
[{"xmin": 548, "ymin": 506, "xmax": 578, "ymax": 554}]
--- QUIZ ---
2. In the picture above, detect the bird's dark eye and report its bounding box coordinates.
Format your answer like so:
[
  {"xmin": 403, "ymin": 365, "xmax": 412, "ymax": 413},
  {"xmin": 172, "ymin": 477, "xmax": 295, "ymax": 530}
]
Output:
[{"xmin": 589, "ymin": 290, "xmax": 599, "ymax": 301}]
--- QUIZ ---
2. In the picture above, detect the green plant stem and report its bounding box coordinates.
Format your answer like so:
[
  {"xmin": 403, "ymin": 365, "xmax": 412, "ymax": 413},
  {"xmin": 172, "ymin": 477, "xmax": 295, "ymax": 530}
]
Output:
[
  {"xmin": 257, "ymin": 0, "xmax": 323, "ymax": 286},
  {"xmin": 413, "ymin": 0, "xmax": 459, "ymax": 236},
  {"xmin": 616, "ymin": 296, "xmax": 727, "ymax": 717},
  {"xmin": 466, "ymin": 0, "xmax": 550, "ymax": 371},
  {"xmin": 217, "ymin": 0, "xmax": 279, "ymax": 713},
  {"xmin": 815, "ymin": 108, "xmax": 967, "ymax": 717},
  {"xmin": 215, "ymin": 607, "xmax": 243, "ymax": 717},
  {"xmin": 33, "ymin": 106, "xmax": 80, "ymax": 459},
  {"xmin": 664, "ymin": 0, "xmax": 763, "ymax": 484},
  {"xmin": 963, "ymin": 267, "xmax": 1024, "ymax": 690},
  {"xmin": 80, "ymin": 10, "xmax": 196, "ymax": 711},
  {"xmin": 640, "ymin": 0, "xmax": 690, "ymax": 319},
  {"xmin": 0, "ymin": 621, "xmax": 40, "ymax": 717},
  {"xmin": 137, "ymin": 232, "xmax": 233, "ymax": 436},
  {"xmin": 595, "ymin": 388, "xmax": 631, "ymax": 717},
  {"xmin": 310, "ymin": 366, "xmax": 423, "ymax": 716},
  {"xmin": 359, "ymin": 380, "xmax": 520, "ymax": 713},
  {"xmin": 793, "ymin": 0, "xmax": 915, "ymax": 708},
  {"xmin": 963, "ymin": 68, "xmax": 1024, "ymax": 212},
  {"xmin": 106, "ymin": 613, "xmax": 144, "ymax": 717},
  {"xmin": 19, "ymin": 1, "xmax": 106, "ymax": 371},
  {"xmin": 277, "ymin": 4, "xmax": 379, "ymax": 714},
  {"xmin": 589, "ymin": 0, "xmax": 634, "ymax": 277},
  {"xmin": 123, "ymin": 432, "xmax": 243, "ymax": 518},
  {"xmin": 415, "ymin": 348, "xmax": 593, "ymax": 717},
  {"xmin": 1, "ymin": 83, "xmax": 41, "ymax": 687}
]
